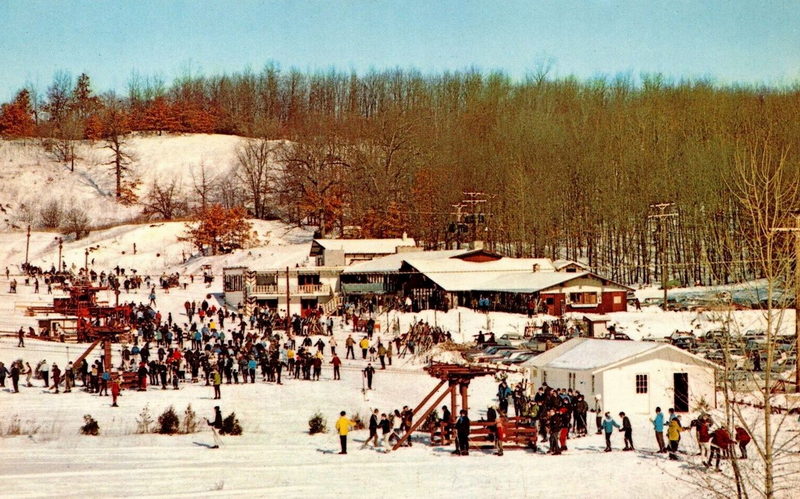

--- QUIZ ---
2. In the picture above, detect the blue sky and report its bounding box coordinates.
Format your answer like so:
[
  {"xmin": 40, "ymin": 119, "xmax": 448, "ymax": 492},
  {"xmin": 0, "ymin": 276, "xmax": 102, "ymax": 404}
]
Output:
[{"xmin": 1, "ymin": 0, "xmax": 798, "ymax": 100}]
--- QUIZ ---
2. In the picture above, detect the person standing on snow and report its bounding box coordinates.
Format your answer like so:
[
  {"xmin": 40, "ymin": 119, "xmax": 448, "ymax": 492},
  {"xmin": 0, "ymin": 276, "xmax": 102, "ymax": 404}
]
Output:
[
  {"xmin": 10, "ymin": 362, "xmax": 20, "ymax": 393},
  {"xmin": 705, "ymin": 425, "xmax": 732, "ymax": 471},
  {"xmin": 331, "ymin": 353, "xmax": 342, "ymax": 380},
  {"xmin": 111, "ymin": 374, "xmax": 121, "ymax": 407},
  {"xmin": 593, "ymin": 395, "xmax": 603, "ymax": 435},
  {"xmin": 345, "ymin": 335, "xmax": 355, "ymax": 359},
  {"xmin": 735, "ymin": 426, "xmax": 751, "ymax": 459},
  {"xmin": 40, "ymin": 360, "xmax": 49, "ymax": 388},
  {"xmin": 363, "ymin": 363, "xmax": 375, "ymax": 390},
  {"xmin": 206, "ymin": 406, "xmax": 223, "ymax": 449},
  {"xmin": 454, "ymin": 409, "xmax": 471, "ymax": 456},
  {"xmin": 602, "ymin": 412, "xmax": 621, "ymax": 452},
  {"xmin": 24, "ymin": 362, "xmax": 33, "ymax": 387},
  {"xmin": 620, "ymin": 412, "xmax": 634, "ymax": 451},
  {"xmin": 667, "ymin": 415, "xmax": 687, "ymax": 460},
  {"xmin": 495, "ymin": 416, "xmax": 506, "ymax": 456},
  {"xmin": 335, "ymin": 411, "xmax": 355, "ymax": 454},
  {"xmin": 380, "ymin": 413, "xmax": 393, "ymax": 449},
  {"xmin": 651, "ymin": 407, "xmax": 666, "ymax": 453},
  {"xmin": 51, "ymin": 363, "xmax": 62, "ymax": 393},
  {"xmin": 212, "ymin": 369, "xmax": 221, "ymax": 399},
  {"xmin": 363, "ymin": 409, "xmax": 380, "ymax": 448}
]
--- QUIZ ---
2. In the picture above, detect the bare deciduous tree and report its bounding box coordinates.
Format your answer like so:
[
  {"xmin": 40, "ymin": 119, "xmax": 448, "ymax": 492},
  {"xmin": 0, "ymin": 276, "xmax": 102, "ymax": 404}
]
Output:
[
  {"xmin": 61, "ymin": 203, "xmax": 91, "ymax": 240},
  {"xmin": 686, "ymin": 139, "xmax": 800, "ymax": 499},
  {"xmin": 235, "ymin": 138, "xmax": 275, "ymax": 219},
  {"xmin": 143, "ymin": 178, "xmax": 187, "ymax": 220},
  {"xmin": 191, "ymin": 161, "xmax": 217, "ymax": 213}
]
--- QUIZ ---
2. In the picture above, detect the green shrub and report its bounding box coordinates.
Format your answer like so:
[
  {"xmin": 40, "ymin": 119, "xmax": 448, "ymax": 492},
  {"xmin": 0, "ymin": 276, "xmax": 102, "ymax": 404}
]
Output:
[
  {"xmin": 80, "ymin": 415, "xmax": 99, "ymax": 436},
  {"xmin": 157, "ymin": 406, "xmax": 180, "ymax": 434},
  {"xmin": 308, "ymin": 411, "xmax": 327, "ymax": 434},
  {"xmin": 220, "ymin": 412, "xmax": 242, "ymax": 436}
]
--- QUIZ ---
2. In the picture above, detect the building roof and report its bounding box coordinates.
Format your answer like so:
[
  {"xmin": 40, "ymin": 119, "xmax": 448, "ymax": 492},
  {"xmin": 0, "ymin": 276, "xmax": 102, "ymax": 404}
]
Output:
[
  {"xmin": 221, "ymin": 243, "xmax": 312, "ymax": 271},
  {"xmin": 553, "ymin": 259, "xmax": 589, "ymax": 271},
  {"xmin": 522, "ymin": 337, "xmax": 717, "ymax": 372},
  {"xmin": 343, "ymin": 249, "xmax": 466, "ymax": 273},
  {"xmin": 311, "ymin": 238, "xmax": 416, "ymax": 255}
]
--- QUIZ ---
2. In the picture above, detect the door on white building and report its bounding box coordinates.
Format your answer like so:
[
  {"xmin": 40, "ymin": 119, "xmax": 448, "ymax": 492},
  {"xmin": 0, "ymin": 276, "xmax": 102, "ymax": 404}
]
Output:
[{"xmin": 673, "ymin": 373, "xmax": 689, "ymax": 412}]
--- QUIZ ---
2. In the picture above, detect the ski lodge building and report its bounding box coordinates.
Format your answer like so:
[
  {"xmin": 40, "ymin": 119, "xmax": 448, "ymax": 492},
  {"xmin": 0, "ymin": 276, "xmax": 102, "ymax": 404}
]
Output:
[
  {"xmin": 341, "ymin": 248, "xmax": 632, "ymax": 316},
  {"xmin": 224, "ymin": 242, "xmax": 632, "ymax": 318},
  {"xmin": 523, "ymin": 338, "xmax": 718, "ymax": 414},
  {"xmin": 223, "ymin": 237, "xmax": 416, "ymax": 315}
]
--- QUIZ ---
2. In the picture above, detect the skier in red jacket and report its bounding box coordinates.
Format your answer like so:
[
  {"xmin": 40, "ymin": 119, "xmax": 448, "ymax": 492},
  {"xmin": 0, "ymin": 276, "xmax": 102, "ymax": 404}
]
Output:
[
  {"xmin": 735, "ymin": 426, "xmax": 751, "ymax": 459},
  {"xmin": 706, "ymin": 426, "xmax": 732, "ymax": 471}
]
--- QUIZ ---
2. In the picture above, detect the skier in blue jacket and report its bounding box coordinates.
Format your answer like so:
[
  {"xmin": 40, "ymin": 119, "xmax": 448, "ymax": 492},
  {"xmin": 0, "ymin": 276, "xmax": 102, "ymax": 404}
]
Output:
[
  {"xmin": 601, "ymin": 412, "xmax": 621, "ymax": 452},
  {"xmin": 651, "ymin": 407, "xmax": 666, "ymax": 453}
]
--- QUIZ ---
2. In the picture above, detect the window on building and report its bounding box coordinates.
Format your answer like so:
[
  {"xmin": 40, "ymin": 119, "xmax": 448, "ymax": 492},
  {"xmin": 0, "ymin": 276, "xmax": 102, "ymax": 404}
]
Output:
[
  {"xmin": 223, "ymin": 274, "xmax": 243, "ymax": 292},
  {"xmin": 591, "ymin": 375, "xmax": 595, "ymax": 393},
  {"xmin": 543, "ymin": 371, "xmax": 547, "ymax": 384},
  {"xmin": 569, "ymin": 292, "xmax": 598, "ymax": 305},
  {"xmin": 635, "ymin": 374, "xmax": 648, "ymax": 394},
  {"xmin": 256, "ymin": 274, "xmax": 277, "ymax": 286},
  {"xmin": 568, "ymin": 373, "xmax": 576, "ymax": 390}
]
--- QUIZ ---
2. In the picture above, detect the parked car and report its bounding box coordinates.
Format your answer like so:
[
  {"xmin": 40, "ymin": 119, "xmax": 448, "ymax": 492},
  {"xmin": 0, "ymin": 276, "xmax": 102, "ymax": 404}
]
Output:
[
  {"xmin": 672, "ymin": 336, "xmax": 698, "ymax": 351},
  {"xmin": 744, "ymin": 329, "xmax": 766, "ymax": 340},
  {"xmin": 501, "ymin": 351, "xmax": 538, "ymax": 365},
  {"xmin": 464, "ymin": 345, "xmax": 516, "ymax": 363},
  {"xmin": 642, "ymin": 335, "xmax": 670, "ymax": 343},
  {"xmin": 473, "ymin": 348, "xmax": 519, "ymax": 364},
  {"xmin": 496, "ymin": 333, "xmax": 526, "ymax": 347},
  {"xmin": 519, "ymin": 334, "xmax": 562, "ymax": 352}
]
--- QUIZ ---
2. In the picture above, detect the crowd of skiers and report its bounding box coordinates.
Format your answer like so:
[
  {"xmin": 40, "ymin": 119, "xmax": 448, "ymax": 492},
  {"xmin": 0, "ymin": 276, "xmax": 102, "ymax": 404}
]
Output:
[
  {"xmin": 4, "ymin": 290, "xmax": 393, "ymax": 402},
  {"xmin": 429, "ymin": 379, "xmax": 753, "ymax": 465}
]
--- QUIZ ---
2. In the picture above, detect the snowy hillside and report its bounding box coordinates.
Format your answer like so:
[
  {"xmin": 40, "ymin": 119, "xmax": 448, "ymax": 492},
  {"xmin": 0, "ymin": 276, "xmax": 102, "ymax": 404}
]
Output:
[
  {"xmin": 0, "ymin": 219, "xmax": 314, "ymax": 278},
  {"xmin": 0, "ymin": 134, "xmax": 270, "ymax": 230}
]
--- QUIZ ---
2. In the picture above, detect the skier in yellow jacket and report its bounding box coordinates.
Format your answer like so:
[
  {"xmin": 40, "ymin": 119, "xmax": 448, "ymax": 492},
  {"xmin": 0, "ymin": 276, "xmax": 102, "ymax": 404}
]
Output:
[{"xmin": 335, "ymin": 411, "xmax": 355, "ymax": 454}]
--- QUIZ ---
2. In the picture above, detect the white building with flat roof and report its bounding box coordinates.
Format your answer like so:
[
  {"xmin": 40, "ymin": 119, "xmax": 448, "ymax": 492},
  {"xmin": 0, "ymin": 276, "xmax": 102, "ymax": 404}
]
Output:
[{"xmin": 523, "ymin": 338, "xmax": 718, "ymax": 415}]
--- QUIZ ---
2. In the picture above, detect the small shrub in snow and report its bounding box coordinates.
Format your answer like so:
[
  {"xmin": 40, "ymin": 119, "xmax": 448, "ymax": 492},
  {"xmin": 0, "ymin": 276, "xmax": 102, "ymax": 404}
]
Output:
[
  {"xmin": 136, "ymin": 404, "xmax": 154, "ymax": 434},
  {"xmin": 4, "ymin": 415, "xmax": 21, "ymax": 436},
  {"xmin": 219, "ymin": 412, "xmax": 242, "ymax": 436},
  {"xmin": 308, "ymin": 411, "xmax": 327, "ymax": 435},
  {"xmin": 157, "ymin": 406, "xmax": 180, "ymax": 435},
  {"xmin": 80, "ymin": 415, "xmax": 99, "ymax": 436},
  {"xmin": 182, "ymin": 404, "xmax": 199, "ymax": 434}
]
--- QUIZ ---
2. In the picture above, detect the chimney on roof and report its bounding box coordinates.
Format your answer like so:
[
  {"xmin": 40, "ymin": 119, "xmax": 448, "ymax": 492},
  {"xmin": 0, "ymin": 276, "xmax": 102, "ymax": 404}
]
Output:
[
  {"xmin": 470, "ymin": 240, "xmax": 484, "ymax": 250},
  {"xmin": 402, "ymin": 231, "xmax": 408, "ymax": 241},
  {"xmin": 532, "ymin": 263, "xmax": 540, "ymax": 272}
]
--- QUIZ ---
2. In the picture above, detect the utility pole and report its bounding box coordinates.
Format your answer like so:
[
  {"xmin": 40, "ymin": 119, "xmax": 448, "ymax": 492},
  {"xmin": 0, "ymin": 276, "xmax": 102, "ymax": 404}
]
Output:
[
  {"xmin": 648, "ymin": 203, "xmax": 677, "ymax": 311},
  {"xmin": 462, "ymin": 191, "xmax": 487, "ymax": 245},
  {"xmin": 449, "ymin": 191, "xmax": 491, "ymax": 250},
  {"xmin": 24, "ymin": 225, "xmax": 31, "ymax": 269},
  {"xmin": 285, "ymin": 266, "xmax": 291, "ymax": 320},
  {"xmin": 55, "ymin": 236, "xmax": 63, "ymax": 273},
  {"xmin": 772, "ymin": 212, "xmax": 800, "ymax": 391},
  {"xmin": 449, "ymin": 202, "xmax": 466, "ymax": 249}
]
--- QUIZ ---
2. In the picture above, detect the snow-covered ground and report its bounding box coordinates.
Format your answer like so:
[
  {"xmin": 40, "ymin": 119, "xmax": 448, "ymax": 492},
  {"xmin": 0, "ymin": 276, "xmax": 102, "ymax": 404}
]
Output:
[
  {"xmin": 0, "ymin": 134, "xmax": 797, "ymax": 497},
  {"xmin": 0, "ymin": 134, "xmax": 259, "ymax": 230},
  {"xmin": 1, "ymin": 279, "xmax": 798, "ymax": 497}
]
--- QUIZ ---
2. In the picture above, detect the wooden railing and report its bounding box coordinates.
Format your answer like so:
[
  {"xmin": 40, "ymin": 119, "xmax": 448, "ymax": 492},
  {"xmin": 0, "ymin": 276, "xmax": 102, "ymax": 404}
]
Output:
[{"xmin": 250, "ymin": 284, "xmax": 331, "ymax": 295}]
